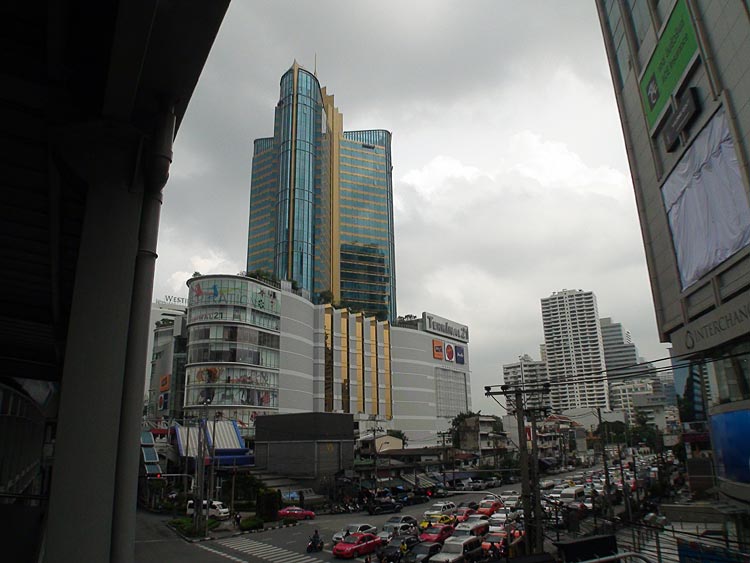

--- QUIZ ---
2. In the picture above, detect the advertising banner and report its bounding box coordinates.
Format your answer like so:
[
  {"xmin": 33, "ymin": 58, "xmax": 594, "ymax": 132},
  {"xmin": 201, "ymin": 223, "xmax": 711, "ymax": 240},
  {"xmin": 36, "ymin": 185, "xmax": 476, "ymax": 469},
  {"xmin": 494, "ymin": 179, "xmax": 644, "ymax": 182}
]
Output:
[
  {"xmin": 639, "ymin": 0, "xmax": 699, "ymax": 130},
  {"xmin": 158, "ymin": 392, "xmax": 169, "ymax": 411},
  {"xmin": 455, "ymin": 345, "xmax": 465, "ymax": 365},
  {"xmin": 159, "ymin": 374, "xmax": 171, "ymax": 392},
  {"xmin": 432, "ymin": 339, "xmax": 444, "ymax": 360},
  {"xmin": 711, "ymin": 408, "xmax": 750, "ymax": 484},
  {"xmin": 444, "ymin": 343, "xmax": 455, "ymax": 362}
]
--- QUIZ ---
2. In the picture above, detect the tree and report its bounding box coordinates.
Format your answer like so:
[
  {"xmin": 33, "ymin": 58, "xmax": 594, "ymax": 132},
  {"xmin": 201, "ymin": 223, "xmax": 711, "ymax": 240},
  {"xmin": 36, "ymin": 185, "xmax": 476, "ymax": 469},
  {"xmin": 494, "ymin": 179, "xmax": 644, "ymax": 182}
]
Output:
[
  {"xmin": 387, "ymin": 429, "xmax": 408, "ymax": 447},
  {"xmin": 594, "ymin": 420, "xmax": 628, "ymax": 444},
  {"xmin": 449, "ymin": 411, "xmax": 480, "ymax": 448},
  {"xmin": 318, "ymin": 290, "xmax": 334, "ymax": 304}
]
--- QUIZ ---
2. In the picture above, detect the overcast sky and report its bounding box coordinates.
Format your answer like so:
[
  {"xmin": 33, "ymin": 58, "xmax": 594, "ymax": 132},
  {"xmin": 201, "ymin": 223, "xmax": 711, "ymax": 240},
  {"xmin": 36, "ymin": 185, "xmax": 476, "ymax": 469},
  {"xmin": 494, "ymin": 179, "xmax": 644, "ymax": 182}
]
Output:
[{"xmin": 154, "ymin": 1, "xmax": 671, "ymax": 416}]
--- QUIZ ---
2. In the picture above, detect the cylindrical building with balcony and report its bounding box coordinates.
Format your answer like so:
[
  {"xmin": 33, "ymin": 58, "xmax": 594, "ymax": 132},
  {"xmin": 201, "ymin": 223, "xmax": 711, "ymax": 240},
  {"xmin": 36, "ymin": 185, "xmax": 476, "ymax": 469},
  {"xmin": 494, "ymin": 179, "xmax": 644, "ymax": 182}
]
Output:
[{"xmin": 185, "ymin": 274, "xmax": 281, "ymax": 437}]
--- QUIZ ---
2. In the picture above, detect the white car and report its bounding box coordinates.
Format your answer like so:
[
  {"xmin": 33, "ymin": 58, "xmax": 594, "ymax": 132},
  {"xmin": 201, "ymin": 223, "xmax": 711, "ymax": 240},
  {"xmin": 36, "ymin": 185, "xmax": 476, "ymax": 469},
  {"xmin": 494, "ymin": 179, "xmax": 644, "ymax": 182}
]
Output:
[
  {"xmin": 423, "ymin": 501, "xmax": 456, "ymax": 517},
  {"xmin": 488, "ymin": 511, "xmax": 509, "ymax": 532}
]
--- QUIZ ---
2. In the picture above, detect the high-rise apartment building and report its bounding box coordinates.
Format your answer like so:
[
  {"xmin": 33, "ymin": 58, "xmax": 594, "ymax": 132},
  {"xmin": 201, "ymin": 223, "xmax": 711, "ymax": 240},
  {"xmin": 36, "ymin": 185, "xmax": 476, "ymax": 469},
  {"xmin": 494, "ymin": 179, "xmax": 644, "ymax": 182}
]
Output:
[
  {"xmin": 248, "ymin": 62, "xmax": 396, "ymax": 320},
  {"xmin": 541, "ymin": 289, "xmax": 609, "ymax": 412},
  {"xmin": 600, "ymin": 317, "xmax": 640, "ymax": 378},
  {"xmin": 597, "ymin": 0, "xmax": 750, "ymax": 521},
  {"xmin": 501, "ymin": 354, "xmax": 552, "ymax": 411}
]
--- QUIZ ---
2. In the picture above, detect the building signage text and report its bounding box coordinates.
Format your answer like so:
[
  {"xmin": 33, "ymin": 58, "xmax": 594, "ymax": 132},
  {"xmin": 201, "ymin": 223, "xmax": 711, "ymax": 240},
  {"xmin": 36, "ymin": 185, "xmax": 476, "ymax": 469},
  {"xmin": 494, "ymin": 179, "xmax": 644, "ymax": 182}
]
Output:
[
  {"xmin": 423, "ymin": 312, "xmax": 469, "ymax": 342},
  {"xmin": 673, "ymin": 297, "xmax": 750, "ymax": 354},
  {"xmin": 639, "ymin": 0, "xmax": 699, "ymax": 130}
]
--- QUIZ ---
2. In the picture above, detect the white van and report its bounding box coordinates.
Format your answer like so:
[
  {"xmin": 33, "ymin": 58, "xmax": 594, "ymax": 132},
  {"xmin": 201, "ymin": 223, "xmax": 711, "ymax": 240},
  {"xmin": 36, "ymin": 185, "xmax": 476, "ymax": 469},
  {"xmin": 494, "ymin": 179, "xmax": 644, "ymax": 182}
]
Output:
[
  {"xmin": 186, "ymin": 499, "xmax": 230, "ymax": 520},
  {"xmin": 559, "ymin": 486, "xmax": 586, "ymax": 504}
]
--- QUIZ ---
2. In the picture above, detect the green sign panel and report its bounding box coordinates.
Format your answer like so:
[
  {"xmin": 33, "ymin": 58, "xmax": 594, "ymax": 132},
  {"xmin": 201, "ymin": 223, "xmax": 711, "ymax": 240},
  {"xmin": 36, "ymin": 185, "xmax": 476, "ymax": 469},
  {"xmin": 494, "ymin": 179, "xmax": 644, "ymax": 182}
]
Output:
[{"xmin": 639, "ymin": 0, "xmax": 699, "ymax": 130}]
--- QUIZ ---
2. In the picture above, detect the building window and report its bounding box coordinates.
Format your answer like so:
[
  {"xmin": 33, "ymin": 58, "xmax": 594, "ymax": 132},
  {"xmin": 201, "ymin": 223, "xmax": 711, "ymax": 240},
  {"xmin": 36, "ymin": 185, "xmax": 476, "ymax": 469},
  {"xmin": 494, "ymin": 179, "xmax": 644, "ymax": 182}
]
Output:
[{"xmin": 627, "ymin": 0, "xmax": 652, "ymax": 45}]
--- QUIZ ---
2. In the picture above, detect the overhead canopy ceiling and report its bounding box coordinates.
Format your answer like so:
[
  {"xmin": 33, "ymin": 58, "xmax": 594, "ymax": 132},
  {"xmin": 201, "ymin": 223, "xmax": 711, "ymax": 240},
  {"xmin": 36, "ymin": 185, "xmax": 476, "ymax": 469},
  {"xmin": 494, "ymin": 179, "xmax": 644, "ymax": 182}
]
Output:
[{"xmin": 0, "ymin": 0, "xmax": 230, "ymax": 388}]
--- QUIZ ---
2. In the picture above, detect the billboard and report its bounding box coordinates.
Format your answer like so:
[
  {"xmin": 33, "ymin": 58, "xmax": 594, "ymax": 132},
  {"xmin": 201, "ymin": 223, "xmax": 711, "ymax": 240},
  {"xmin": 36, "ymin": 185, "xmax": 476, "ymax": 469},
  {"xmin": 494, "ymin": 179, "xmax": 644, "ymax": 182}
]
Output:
[
  {"xmin": 639, "ymin": 0, "xmax": 699, "ymax": 130},
  {"xmin": 432, "ymin": 339, "xmax": 444, "ymax": 360},
  {"xmin": 455, "ymin": 345, "xmax": 465, "ymax": 365},
  {"xmin": 159, "ymin": 374, "xmax": 171, "ymax": 392},
  {"xmin": 444, "ymin": 343, "xmax": 455, "ymax": 362},
  {"xmin": 711, "ymin": 408, "xmax": 750, "ymax": 484}
]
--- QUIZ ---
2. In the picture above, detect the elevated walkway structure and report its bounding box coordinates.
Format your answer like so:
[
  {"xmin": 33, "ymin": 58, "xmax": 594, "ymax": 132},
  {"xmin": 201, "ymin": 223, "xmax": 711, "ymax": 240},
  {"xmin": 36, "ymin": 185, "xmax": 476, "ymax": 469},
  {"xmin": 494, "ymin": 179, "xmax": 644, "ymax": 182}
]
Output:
[{"xmin": 174, "ymin": 420, "xmax": 254, "ymax": 467}]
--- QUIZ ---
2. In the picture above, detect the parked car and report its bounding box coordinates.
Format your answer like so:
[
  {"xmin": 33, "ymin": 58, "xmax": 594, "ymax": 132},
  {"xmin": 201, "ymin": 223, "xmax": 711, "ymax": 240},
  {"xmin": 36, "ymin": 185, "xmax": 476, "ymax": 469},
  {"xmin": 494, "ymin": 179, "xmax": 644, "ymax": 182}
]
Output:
[
  {"xmin": 333, "ymin": 523, "xmax": 378, "ymax": 545},
  {"xmin": 420, "ymin": 514, "xmax": 457, "ymax": 530},
  {"xmin": 488, "ymin": 512, "xmax": 509, "ymax": 532},
  {"xmin": 378, "ymin": 522, "xmax": 418, "ymax": 542},
  {"xmin": 332, "ymin": 532, "xmax": 382, "ymax": 559},
  {"xmin": 430, "ymin": 535, "xmax": 484, "ymax": 562},
  {"xmin": 481, "ymin": 532, "xmax": 508, "ymax": 557},
  {"xmin": 403, "ymin": 541, "xmax": 443, "ymax": 562},
  {"xmin": 477, "ymin": 499, "xmax": 503, "ymax": 516},
  {"xmin": 368, "ymin": 499, "xmax": 403, "ymax": 515},
  {"xmin": 386, "ymin": 515, "xmax": 419, "ymax": 527},
  {"xmin": 469, "ymin": 480, "xmax": 485, "ymax": 491},
  {"xmin": 452, "ymin": 520, "xmax": 489, "ymax": 539},
  {"xmin": 377, "ymin": 534, "xmax": 421, "ymax": 562},
  {"xmin": 278, "ymin": 506, "xmax": 316, "ymax": 520},
  {"xmin": 455, "ymin": 507, "xmax": 476, "ymax": 522},
  {"xmin": 424, "ymin": 502, "xmax": 457, "ymax": 517},
  {"xmin": 186, "ymin": 499, "xmax": 230, "ymax": 520},
  {"xmin": 419, "ymin": 524, "xmax": 455, "ymax": 544},
  {"xmin": 503, "ymin": 495, "xmax": 520, "ymax": 510}
]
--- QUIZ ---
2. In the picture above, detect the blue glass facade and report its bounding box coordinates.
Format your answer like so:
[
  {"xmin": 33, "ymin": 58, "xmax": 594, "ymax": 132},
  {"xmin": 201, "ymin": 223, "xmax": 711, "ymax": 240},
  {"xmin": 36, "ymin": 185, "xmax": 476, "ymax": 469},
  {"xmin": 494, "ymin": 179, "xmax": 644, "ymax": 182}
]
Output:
[
  {"xmin": 247, "ymin": 64, "xmax": 395, "ymax": 320},
  {"xmin": 339, "ymin": 131, "xmax": 395, "ymax": 321}
]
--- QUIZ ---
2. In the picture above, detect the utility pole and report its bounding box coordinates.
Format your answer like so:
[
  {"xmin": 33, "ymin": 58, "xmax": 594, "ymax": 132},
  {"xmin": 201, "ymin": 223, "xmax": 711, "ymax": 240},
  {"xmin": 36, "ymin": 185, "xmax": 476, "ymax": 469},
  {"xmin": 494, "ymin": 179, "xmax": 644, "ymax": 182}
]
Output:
[
  {"xmin": 371, "ymin": 424, "xmax": 384, "ymax": 490},
  {"xmin": 597, "ymin": 407, "xmax": 613, "ymax": 519},
  {"xmin": 529, "ymin": 407, "xmax": 545, "ymax": 553},
  {"xmin": 438, "ymin": 431, "xmax": 451, "ymax": 488},
  {"xmin": 486, "ymin": 382, "xmax": 549, "ymax": 555}
]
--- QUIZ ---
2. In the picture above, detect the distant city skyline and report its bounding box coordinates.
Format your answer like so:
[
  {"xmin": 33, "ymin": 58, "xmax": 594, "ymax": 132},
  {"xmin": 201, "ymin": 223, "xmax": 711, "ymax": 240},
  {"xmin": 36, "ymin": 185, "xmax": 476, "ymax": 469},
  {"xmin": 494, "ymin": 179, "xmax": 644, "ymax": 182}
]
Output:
[{"xmin": 153, "ymin": 2, "xmax": 672, "ymax": 414}]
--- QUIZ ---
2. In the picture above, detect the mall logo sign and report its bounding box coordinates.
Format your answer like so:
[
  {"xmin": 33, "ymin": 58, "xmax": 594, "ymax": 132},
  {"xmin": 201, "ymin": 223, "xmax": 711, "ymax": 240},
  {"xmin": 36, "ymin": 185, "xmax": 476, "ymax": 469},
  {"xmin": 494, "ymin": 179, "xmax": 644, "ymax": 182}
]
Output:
[{"xmin": 423, "ymin": 312, "xmax": 469, "ymax": 342}]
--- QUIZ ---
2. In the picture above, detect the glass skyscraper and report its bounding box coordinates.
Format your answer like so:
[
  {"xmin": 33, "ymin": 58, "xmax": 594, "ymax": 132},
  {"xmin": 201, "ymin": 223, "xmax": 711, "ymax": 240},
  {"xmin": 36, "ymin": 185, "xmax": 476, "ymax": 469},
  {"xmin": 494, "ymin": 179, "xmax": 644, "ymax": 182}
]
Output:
[{"xmin": 248, "ymin": 62, "xmax": 396, "ymax": 320}]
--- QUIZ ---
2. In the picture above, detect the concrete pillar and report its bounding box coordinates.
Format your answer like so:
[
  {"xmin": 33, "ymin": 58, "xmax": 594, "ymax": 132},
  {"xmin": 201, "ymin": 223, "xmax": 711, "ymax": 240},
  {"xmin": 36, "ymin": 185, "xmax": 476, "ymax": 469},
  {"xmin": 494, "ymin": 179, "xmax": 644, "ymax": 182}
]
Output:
[{"xmin": 44, "ymin": 124, "xmax": 145, "ymax": 563}]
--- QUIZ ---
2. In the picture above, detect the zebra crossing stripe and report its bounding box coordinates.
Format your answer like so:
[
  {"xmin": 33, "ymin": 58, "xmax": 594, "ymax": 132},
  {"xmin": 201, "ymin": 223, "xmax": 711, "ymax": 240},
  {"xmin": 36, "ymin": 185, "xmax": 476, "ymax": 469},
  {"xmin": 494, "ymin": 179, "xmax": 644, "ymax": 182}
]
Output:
[
  {"xmin": 196, "ymin": 543, "xmax": 244, "ymax": 562},
  {"xmin": 213, "ymin": 536, "xmax": 321, "ymax": 563}
]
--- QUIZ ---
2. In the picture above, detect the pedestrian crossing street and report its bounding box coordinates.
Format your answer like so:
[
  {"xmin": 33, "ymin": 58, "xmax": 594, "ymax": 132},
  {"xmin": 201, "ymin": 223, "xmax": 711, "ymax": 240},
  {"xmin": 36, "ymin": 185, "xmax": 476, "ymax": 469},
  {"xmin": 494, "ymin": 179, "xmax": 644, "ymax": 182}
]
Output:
[{"xmin": 198, "ymin": 536, "xmax": 323, "ymax": 563}]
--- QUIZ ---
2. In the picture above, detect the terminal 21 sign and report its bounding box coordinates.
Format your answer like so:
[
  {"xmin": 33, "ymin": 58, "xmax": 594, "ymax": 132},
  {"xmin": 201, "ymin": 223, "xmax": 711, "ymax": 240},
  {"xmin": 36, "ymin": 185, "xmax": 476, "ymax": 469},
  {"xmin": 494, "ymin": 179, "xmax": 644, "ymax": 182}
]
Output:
[{"xmin": 423, "ymin": 312, "xmax": 469, "ymax": 342}]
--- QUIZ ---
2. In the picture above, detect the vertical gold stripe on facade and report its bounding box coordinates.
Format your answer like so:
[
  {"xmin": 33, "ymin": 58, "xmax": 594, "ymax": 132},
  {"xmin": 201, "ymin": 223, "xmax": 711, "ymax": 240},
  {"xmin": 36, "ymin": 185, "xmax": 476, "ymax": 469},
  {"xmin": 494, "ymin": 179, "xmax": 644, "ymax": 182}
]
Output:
[
  {"xmin": 356, "ymin": 313, "xmax": 364, "ymax": 413},
  {"xmin": 370, "ymin": 320, "xmax": 378, "ymax": 415},
  {"xmin": 324, "ymin": 305, "xmax": 334, "ymax": 412},
  {"xmin": 340, "ymin": 309, "xmax": 349, "ymax": 412},
  {"xmin": 385, "ymin": 326, "xmax": 393, "ymax": 420},
  {"xmin": 321, "ymin": 88, "xmax": 344, "ymax": 303}
]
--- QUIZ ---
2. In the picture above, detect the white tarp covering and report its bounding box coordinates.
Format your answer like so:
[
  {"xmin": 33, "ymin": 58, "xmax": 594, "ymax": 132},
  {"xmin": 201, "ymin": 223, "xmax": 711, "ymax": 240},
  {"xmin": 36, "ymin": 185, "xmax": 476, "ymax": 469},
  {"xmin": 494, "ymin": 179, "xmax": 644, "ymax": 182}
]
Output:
[{"xmin": 662, "ymin": 108, "xmax": 750, "ymax": 289}]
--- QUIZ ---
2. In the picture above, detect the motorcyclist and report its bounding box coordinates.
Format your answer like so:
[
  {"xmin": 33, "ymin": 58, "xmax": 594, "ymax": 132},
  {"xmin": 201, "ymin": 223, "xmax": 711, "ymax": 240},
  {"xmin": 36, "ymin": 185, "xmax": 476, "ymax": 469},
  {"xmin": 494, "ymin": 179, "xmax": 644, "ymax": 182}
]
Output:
[{"xmin": 310, "ymin": 530, "xmax": 322, "ymax": 550}]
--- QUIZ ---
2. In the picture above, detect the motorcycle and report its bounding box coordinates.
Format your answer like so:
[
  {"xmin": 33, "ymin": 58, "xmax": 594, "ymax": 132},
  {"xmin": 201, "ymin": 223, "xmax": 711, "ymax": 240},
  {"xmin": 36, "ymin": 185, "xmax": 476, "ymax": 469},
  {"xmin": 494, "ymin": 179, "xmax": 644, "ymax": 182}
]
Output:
[{"xmin": 306, "ymin": 537, "xmax": 324, "ymax": 553}]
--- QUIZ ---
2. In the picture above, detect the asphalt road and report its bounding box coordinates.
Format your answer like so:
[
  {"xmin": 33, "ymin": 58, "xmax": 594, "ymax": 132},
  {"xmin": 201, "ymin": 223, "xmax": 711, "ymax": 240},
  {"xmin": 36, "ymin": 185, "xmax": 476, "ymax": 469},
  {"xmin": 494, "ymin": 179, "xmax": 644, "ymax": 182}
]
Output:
[{"xmin": 134, "ymin": 468, "xmax": 611, "ymax": 562}]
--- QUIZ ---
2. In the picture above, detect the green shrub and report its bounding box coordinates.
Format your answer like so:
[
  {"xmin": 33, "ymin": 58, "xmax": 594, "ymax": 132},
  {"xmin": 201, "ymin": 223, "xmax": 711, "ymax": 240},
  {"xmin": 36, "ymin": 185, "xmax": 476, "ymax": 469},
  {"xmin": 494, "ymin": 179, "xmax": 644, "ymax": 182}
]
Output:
[
  {"xmin": 281, "ymin": 517, "xmax": 298, "ymax": 526},
  {"xmin": 169, "ymin": 516, "xmax": 220, "ymax": 537},
  {"xmin": 240, "ymin": 516, "xmax": 264, "ymax": 531},
  {"xmin": 233, "ymin": 500, "xmax": 255, "ymax": 512}
]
